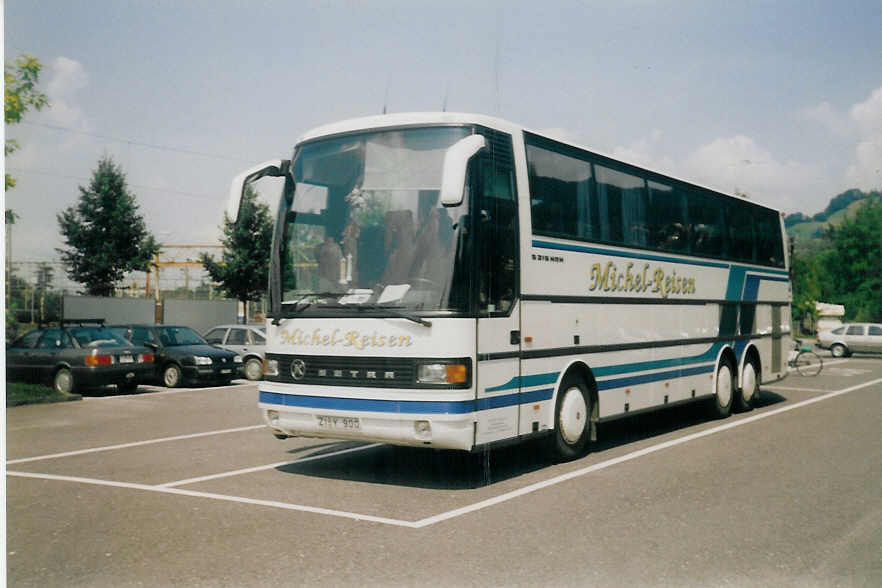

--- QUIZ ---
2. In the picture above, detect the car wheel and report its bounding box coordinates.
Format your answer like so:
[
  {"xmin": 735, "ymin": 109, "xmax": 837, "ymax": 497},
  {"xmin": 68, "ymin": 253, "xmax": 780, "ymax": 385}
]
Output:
[
  {"xmin": 710, "ymin": 357, "xmax": 735, "ymax": 419},
  {"xmin": 550, "ymin": 374, "xmax": 593, "ymax": 461},
  {"xmin": 244, "ymin": 358, "xmax": 263, "ymax": 381},
  {"xmin": 831, "ymin": 344, "xmax": 848, "ymax": 358},
  {"xmin": 163, "ymin": 364, "xmax": 183, "ymax": 388},
  {"xmin": 54, "ymin": 368, "xmax": 75, "ymax": 395}
]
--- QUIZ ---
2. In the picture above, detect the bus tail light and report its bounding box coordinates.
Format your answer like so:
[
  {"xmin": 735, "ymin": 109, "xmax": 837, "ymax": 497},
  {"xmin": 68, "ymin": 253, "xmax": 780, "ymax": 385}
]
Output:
[{"xmin": 417, "ymin": 362, "xmax": 468, "ymax": 385}]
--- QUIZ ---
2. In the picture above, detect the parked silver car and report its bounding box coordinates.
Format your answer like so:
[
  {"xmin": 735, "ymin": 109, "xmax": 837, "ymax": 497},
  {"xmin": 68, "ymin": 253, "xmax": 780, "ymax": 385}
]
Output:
[
  {"xmin": 203, "ymin": 324, "xmax": 266, "ymax": 380},
  {"xmin": 816, "ymin": 323, "xmax": 882, "ymax": 357}
]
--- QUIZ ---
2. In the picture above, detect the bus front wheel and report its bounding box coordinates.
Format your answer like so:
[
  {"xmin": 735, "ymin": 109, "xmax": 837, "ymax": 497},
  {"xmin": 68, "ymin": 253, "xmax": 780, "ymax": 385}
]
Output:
[{"xmin": 550, "ymin": 375, "xmax": 592, "ymax": 461}]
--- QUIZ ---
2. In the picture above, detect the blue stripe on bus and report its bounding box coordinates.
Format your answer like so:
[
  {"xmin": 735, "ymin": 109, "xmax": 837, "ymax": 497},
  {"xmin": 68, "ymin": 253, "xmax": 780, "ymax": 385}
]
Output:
[
  {"xmin": 259, "ymin": 391, "xmax": 475, "ymax": 414},
  {"xmin": 596, "ymin": 364, "xmax": 715, "ymax": 390},
  {"xmin": 533, "ymin": 239, "xmax": 789, "ymax": 276}
]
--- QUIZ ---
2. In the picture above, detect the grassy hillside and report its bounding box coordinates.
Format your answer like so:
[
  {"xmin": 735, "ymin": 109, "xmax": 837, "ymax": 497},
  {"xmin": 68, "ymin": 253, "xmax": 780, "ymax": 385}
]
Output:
[{"xmin": 788, "ymin": 193, "xmax": 880, "ymax": 254}]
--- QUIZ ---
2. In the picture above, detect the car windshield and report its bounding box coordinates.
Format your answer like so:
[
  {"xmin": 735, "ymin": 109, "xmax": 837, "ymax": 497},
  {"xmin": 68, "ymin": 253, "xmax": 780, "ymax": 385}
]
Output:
[
  {"xmin": 69, "ymin": 327, "xmax": 130, "ymax": 348},
  {"xmin": 277, "ymin": 126, "xmax": 473, "ymax": 314},
  {"xmin": 157, "ymin": 326, "xmax": 206, "ymax": 346}
]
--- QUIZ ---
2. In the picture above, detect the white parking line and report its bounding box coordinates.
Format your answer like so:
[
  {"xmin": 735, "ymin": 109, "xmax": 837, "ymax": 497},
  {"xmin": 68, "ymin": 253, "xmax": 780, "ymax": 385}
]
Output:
[
  {"xmin": 7, "ymin": 377, "xmax": 881, "ymax": 528},
  {"xmin": 764, "ymin": 386, "xmax": 827, "ymax": 393},
  {"xmin": 410, "ymin": 377, "xmax": 882, "ymax": 528},
  {"xmin": 6, "ymin": 424, "xmax": 266, "ymax": 465},
  {"xmin": 5, "ymin": 471, "xmax": 418, "ymax": 528},
  {"xmin": 159, "ymin": 443, "xmax": 383, "ymax": 487}
]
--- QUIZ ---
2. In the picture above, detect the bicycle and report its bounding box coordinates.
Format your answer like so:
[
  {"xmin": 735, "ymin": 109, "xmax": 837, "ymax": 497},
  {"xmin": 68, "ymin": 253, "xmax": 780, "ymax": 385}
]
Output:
[{"xmin": 787, "ymin": 339, "xmax": 823, "ymax": 376}]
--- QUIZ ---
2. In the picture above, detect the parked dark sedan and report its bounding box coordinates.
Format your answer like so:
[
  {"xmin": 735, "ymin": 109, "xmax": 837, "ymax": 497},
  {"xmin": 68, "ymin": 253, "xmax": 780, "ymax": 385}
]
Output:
[
  {"xmin": 108, "ymin": 324, "xmax": 242, "ymax": 387},
  {"xmin": 6, "ymin": 321, "xmax": 155, "ymax": 394}
]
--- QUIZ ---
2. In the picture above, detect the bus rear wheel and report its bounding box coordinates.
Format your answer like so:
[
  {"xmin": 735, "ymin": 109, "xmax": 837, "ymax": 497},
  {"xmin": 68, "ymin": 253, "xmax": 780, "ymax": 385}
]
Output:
[
  {"xmin": 710, "ymin": 358, "xmax": 735, "ymax": 419},
  {"xmin": 735, "ymin": 358, "xmax": 760, "ymax": 411},
  {"xmin": 550, "ymin": 375, "xmax": 592, "ymax": 461}
]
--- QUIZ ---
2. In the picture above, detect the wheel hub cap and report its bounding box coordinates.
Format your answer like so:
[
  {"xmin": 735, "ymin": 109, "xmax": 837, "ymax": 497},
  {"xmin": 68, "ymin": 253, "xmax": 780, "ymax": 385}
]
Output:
[{"xmin": 560, "ymin": 387, "xmax": 587, "ymax": 444}]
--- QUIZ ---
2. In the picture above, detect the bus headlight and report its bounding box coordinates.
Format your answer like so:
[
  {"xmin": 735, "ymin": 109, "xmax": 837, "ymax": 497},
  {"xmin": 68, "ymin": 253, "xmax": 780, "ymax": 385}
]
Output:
[
  {"xmin": 264, "ymin": 359, "xmax": 279, "ymax": 377},
  {"xmin": 417, "ymin": 362, "xmax": 468, "ymax": 385}
]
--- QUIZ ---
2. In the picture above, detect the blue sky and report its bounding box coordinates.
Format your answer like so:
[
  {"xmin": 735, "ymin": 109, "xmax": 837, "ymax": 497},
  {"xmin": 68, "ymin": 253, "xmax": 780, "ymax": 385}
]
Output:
[{"xmin": 4, "ymin": 0, "xmax": 881, "ymax": 263}]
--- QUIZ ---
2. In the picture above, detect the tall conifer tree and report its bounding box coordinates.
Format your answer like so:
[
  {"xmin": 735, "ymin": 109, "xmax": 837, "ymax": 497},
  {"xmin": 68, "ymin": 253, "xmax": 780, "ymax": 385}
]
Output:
[{"xmin": 57, "ymin": 156, "xmax": 160, "ymax": 296}]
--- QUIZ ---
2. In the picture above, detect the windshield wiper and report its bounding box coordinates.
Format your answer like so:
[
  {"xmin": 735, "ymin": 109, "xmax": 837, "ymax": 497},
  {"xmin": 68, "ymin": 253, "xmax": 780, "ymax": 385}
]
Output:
[
  {"xmin": 352, "ymin": 304, "xmax": 433, "ymax": 328},
  {"xmin": 271, "ymin": 292, "xmax": 344, "ymax": 323}
]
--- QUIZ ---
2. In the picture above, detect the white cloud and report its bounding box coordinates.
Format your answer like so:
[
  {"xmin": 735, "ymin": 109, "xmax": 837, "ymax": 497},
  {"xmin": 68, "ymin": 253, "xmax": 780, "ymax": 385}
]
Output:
[
  {"xmin": 611, "ymin": 129, "xmax": 676, "ymax": 176},
  {"xmin": 844, "ymin": 86, "xmax": 882, "ymax": 189},
  {"xmin": 801, "ymin": 86, "xmax": 882, "ymax": 191},
  {"xmin": 845, "ymin": 138, "xmax": 882, "ymax": 190},
  {"xmin": 683, "ymin": 135, "xmax": 826, "ymax": 212},
  {"xmin": 850, "ymin": 86, "xmax": 882, "ymax": 137},
  {"xmin": 798, "ymin": 102, "xmax": 853, "ymax": 137},
  {"xmin": 41, "ymin": 56, "xmax": 90, "ymax": 130}
]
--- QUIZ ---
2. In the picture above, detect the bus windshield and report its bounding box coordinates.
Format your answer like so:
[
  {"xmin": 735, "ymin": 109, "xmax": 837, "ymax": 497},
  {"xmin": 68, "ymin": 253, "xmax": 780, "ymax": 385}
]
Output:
[{"xmin": 277, "ymin": 126, "xmax": 474, "ymax": 315}]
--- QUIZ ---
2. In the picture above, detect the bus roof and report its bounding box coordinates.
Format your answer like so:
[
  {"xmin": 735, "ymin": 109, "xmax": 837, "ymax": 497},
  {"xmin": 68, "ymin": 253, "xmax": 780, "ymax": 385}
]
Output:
[{"xmin": 296, "ymin": 112, "xmax": 781, "ymax": 214}]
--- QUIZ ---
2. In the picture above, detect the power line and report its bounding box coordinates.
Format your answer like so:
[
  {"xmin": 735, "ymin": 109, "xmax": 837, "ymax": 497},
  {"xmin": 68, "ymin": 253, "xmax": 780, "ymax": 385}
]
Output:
[
  {"xmin": 6, "ymin": 167, "xmax": 222, "ymax": 201},
  {"xmin": 18, "ymin": 120, "xmax": 252, "ymax": 163}
]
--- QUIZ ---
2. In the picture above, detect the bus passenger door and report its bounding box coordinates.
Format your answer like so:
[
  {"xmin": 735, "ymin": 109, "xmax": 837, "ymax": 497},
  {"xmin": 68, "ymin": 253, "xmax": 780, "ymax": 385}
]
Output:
[{"xmin": 473, "ymin": 154, "xmax": 521, "ymax": 446}]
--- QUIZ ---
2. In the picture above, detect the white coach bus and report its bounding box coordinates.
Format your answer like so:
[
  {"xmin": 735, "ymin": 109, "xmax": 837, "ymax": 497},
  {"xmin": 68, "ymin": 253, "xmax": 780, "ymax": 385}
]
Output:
[{"xmin": 228, "ymin": 112, "xmax": 792, "ymax": 460}]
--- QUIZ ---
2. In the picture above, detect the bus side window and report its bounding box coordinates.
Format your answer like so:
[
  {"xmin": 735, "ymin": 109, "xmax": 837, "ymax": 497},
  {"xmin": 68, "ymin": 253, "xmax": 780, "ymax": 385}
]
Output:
[
  {"xmin": 478, "ymin": 161, "xmax": 518, "ymax": 314},
  {"xmin": 525, "ymin": 143, "xmax": 592, "ymax": 240}
]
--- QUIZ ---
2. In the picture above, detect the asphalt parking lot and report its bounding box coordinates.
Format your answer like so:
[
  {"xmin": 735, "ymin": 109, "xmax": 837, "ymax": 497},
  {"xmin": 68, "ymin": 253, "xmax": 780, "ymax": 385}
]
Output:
[{"xmin": 6, "ymin": 356, "xmax": 882, "ymax": 587}]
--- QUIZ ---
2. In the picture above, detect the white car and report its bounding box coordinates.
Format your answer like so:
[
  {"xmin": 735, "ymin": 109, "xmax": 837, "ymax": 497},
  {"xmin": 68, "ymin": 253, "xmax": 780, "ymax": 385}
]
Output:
[
  {"xmin": 203, "ymin": 324, "xmax": 266, "ymax": 380},
  {"xmin": 816, "ymin": 323, "xmax": 882, "ymax": 357}
]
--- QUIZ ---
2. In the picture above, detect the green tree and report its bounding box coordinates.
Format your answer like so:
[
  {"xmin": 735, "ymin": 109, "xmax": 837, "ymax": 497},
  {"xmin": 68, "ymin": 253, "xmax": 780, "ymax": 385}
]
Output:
[
  {"xmin": 824, "ymin": 197, "xmax": 882, "ymax": 321},
  {"xmin": 57, "ymin": 157, "xmax": 160, "ymax": 296},
  {"xmin": 200, "ymin": 186, "xmax": 273, "ymax": 316},
  {"xmin": 5, "ymin": 54, "xmax": 49, "ymax": 192}
]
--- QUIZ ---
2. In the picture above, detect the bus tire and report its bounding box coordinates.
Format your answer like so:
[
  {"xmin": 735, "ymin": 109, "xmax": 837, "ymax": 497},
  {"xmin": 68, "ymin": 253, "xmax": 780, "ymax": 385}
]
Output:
[
  {"xmin": 710, "ymin": 357, "xmax": 735, "ymax": 419},
  {"xmin": 735, "ymin": 357, "xmax": 760, "ymax": 411},
  {"xmin": 550, "ymin": 374, "xmax": 592, "ymax": 461}
]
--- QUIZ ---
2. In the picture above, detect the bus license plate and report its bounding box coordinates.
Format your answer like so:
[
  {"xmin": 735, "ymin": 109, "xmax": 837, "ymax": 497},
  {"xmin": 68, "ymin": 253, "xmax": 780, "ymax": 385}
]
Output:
[
  {"xmin": 119, "ymin": 355, "xmax": 134, "ymax": 364},
  {"xmin": 316, "ymin": 415, "xmax": 360, "ymax": 431}
]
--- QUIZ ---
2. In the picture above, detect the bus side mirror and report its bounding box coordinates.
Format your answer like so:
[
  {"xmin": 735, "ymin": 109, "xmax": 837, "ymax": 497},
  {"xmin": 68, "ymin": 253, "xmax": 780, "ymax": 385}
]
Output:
[
  {"xmin": 439, "ymin": 135, "xmax": 486, "ymax": 207},
  {"xmin": 227, "ymin": 159, "xmax": 290, "ymax": 224}
]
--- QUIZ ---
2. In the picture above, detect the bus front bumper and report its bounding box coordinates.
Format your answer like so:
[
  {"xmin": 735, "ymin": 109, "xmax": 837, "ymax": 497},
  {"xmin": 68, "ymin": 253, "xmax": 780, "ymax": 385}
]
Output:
[{"xmin": 258, "ymin": 390, "xmax": 476, "ymax": 451}]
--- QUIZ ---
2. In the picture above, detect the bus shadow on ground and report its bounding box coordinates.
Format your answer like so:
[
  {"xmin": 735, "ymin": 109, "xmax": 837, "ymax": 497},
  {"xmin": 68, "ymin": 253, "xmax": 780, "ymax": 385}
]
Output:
[{"xmin": 275, "ymin": 390, "xmax": 788, "ymax": 490}]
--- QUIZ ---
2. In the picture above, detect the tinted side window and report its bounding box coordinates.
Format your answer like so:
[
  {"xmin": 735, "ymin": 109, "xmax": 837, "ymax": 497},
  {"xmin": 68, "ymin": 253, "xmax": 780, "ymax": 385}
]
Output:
[
  {"xmin": 832, "ymin": 327, "xmax": 845, "ymax": 334},
  {"xmin": 688, "ymin": 190, "xmax": 724, "ymax": 258},
  {"xmin": 526, "ymin": 143, "xmax": 593, "ymax": 239},
  {"xmin": 130, "ymin": 327, "xmax": 156, "ymax": 346},
  {"xmin": 754, "ymin": 207, "xmax": 785, "ymax": 267},
  {"xmin": 846, "ymin": 325, "xmax": 864, "ymax": 336},
  {"xmin": 37, "ymin": 329, "xmax": 65, "ymax": 349},
  {"xmin": 13, "ymin": 330, "xmax": 42, "ymax": 349},
  {"xmin": 727, "ymin": 201, "xmax": 755, "ymax": 263},
  {"xmin": 595, "ymin": 166, "xmax": 647, "ymax": 247},
  {"xmin": 252, "ymin": 330, "xmax": 266, "ymax": 344},
  {"xmin": 868, "ymin": 326, "xmax": 882, "ymax": 336},
  {"xmin": 647, "ymin": 181, "xmax": 688, "ymax": 251}
]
